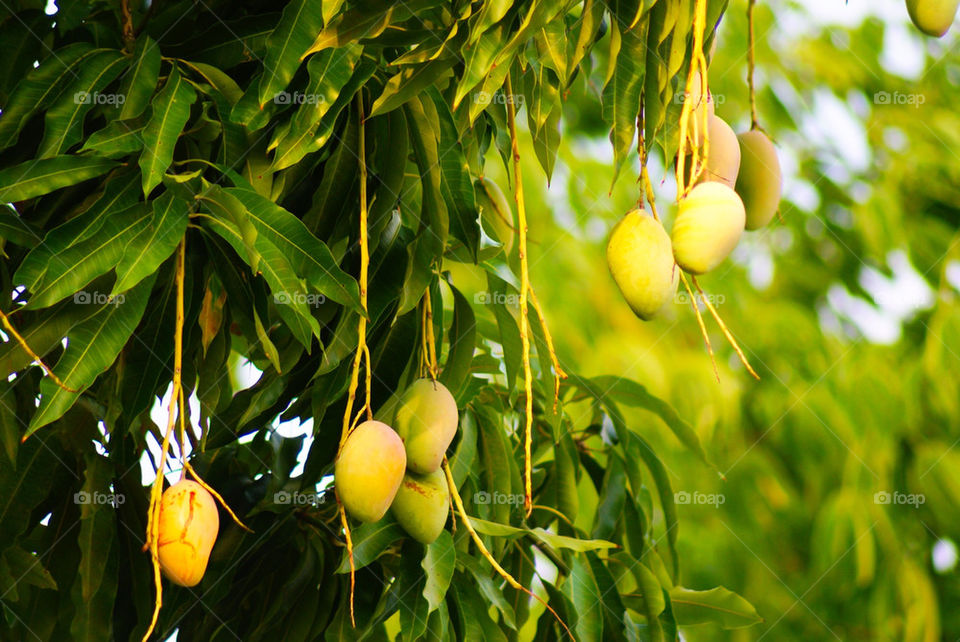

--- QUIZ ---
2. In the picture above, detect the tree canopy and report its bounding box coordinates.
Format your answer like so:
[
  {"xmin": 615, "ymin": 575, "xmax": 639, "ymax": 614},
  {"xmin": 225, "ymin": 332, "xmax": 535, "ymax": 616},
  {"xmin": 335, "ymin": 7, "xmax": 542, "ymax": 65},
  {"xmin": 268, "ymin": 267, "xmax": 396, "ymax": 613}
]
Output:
[{"xmin": 0, "ymin": 0, "xmax": 957, "ymax": 641}]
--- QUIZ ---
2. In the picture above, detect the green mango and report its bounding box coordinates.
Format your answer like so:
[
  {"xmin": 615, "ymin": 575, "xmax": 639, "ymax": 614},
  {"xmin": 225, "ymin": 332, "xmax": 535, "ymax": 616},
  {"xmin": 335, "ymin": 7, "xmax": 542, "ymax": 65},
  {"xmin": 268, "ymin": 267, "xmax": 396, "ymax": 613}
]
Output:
[
  {"xmin": 700, "ymin": 114, "xmax": 741, "ymax": 188},
  {"xmin": 394, "ymin": 379, "xmax": 459, "ymax": 474},
  {"xmin": 391, "ymin": 469, "xmax": 449, "ymax": 545},
  {"xmin": 906, "ymin": 0, "xmax": 959, "ymax": 36},
  {"xmin": 335, "ymin": 420, "xmax": 407, "ymax": 522},
  {"xmin": 672, "ymin": 182, "xmax": 745, "ymax": 275},
  {"xmin": 607, "ymin": 209, "xmax": 678, "ymax": 320},
  {"xmin": 735, "ymin": 130, "xmax": 782, "ymax": 230}
]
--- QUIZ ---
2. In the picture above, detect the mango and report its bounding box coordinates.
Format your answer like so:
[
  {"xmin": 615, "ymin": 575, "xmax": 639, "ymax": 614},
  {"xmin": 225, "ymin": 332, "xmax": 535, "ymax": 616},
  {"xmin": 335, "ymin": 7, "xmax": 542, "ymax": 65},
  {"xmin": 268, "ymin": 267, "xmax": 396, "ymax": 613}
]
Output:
[
  {"xmin": 336, "ymin": 420, "xmax": 407, "ymax": 522},
  {"xmin": 607, "ymin": 210, "xmax": 678, "ymax": 320},
  {"xmin": 671, "ymin": 182, "xmax": 745, "ymax": 275},
  {"xmin": 158, "ymin": 480, "xmax": 220, "ymax": 587},
  {"xmin": 476, "ymin": 177, "xmax": 515, "ymax": 258},
  {"xmin": 699, "ymin": 114, "xmax": 741, "ymax": 188},
  {"xmin": 906, "ymin": 0, "xmax": 959, "ymax": 36},
  {"xmin": 735, "ymin": 130, "xmax": 782, "ymax": 230},
  {"xmin": 394, "ymin": 378, "xmax": 459, "ymax": 474},
  {"xmin": 390, "ymin": 469, "xmax": 450, "ymax": 545}
]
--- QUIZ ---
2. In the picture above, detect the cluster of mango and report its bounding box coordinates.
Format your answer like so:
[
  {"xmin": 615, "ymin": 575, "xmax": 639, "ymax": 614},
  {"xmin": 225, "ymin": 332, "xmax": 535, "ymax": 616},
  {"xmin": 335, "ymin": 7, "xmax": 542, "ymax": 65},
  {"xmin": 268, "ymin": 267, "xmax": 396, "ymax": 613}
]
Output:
[
  {"xmin": 336, "ymin": 379, "xmax": 459, "ymax": 545},
  {"xmin": 608, "ymin": 73, "xmax": 782, "ymax": 321}
]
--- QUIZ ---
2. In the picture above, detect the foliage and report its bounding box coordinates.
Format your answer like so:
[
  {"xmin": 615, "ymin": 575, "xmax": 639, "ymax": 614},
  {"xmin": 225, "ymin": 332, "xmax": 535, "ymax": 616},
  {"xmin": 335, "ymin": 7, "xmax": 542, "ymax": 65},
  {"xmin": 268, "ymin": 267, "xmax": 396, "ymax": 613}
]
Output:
[{"xmin": 0, "ymin": 0, "xmax": 765, "ymax": 640}]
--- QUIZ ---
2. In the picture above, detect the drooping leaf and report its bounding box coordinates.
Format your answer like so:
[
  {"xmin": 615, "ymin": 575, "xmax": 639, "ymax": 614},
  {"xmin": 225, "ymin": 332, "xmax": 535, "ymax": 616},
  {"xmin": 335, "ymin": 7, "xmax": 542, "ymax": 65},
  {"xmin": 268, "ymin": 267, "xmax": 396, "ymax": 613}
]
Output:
[
  {"xmin": 38, "ymin": 50, "xmax": 128, "ymax": 158},
  {"xmin": 138, "ymin": 64, "xmax": 196, "ymax": 196},
  {"xmin": 0, "ymin": 156, "xmax": 118, "ymax": 204},
  {"xmin": 668, "ymin": 586, "xmax": 763, "ymax": 629},
  {"xmin": 112, "ymin": 191, "xmax": 189, "ymax": 293},
  {"xmin": 258, "ymin": 0, "xmax": 325, "ymax": 107},
  {"xmin": 27, "ymin": 274, "xmax": 156, "ymax": 435}
]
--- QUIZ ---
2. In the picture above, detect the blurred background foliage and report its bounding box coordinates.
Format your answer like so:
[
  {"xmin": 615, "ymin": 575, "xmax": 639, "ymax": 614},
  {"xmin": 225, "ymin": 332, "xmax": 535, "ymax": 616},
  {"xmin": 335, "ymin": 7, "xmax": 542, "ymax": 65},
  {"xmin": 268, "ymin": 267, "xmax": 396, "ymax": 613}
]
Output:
[{"xmin": 452, "ymin": 2, "xmax": 960, "ymax": 639}]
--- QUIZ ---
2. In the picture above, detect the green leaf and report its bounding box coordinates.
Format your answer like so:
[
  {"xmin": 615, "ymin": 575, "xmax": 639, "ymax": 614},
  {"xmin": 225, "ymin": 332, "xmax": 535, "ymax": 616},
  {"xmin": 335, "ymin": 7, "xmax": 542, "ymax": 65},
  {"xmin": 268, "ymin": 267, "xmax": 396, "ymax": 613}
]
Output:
[
  {"xmin": 0, "ymin": 156, "xmax": 118, "ymax": 203},
  {"xmin": 3, "ymin": 547, "xmax": 57, "ymax": 591},
  {"xmin": 39, "ymin": 49, "xmax": 127, "ymax": 157},
  {"xmin": 24, "ymin": 203, "xmax": 150, "ymax": 310},
  {"xmin": 439, "ymin": 282, "xmax": 477, "ymax": 396},
  {"xmin": 427, "ymin": 88, "xmax": 481, "ymax": 262},
  {"xmin": 112, "ymin": 191, "xmax": 188, "ymax": 293},
  {"xmin": 422, "ymin": 530, "xmax": 455, "ymax": 613},
  {"xmin": 81, "ymin": 119, "xmax": 144, "ymax": 158},
  {"xmin": 369, "ymin": 57, "xmax": 456, "ymax": 118},
  {"xmin": 139, "ymin": 64, "xmax": 196, "ymax": 196},
  {"xmin": 258, "ymin": 0, "xmax": 324, "ymax": 107},
  {"xmin": 602, "ymin": 23, "xmax": 648, "ymax": 186},
  {"xmin": 269, "ymin": 46, "xmax": 365, "ymax": 170},
  {"xmin": 0, "ymin": 43, "xmax": 96, "ymax": 150},
  {"xmin": 592, "ymin": 375, "xmax": 713, "ymax": 469},
  {"xmin": 460, "ymin": 554, "xmax": 516, "ymax": 629},
  {"xmin": 119, "ymin": 36, "xmax": 161, "ymax": 119},
  {"xmin": 74, "ymin": 452, "xmax": 116, "ymax": 601},
  {"xmin": 335, "ymin": 519, "xmax": 405, "ymax": 573},
  {"xmin": 225, "ymin": 188, "xmax": 362, "ymax": 311},
  {"xmin": 27, "ymin": 274, "xmax": 156, "ymax": 435},
  {"xmin": 564, "ymin": 554, "xmax": 603, "ymax": 642},
  {"xmin": 0, "ymin": 438, "xmax": 60, "ymax": 550},
  {"xmin": 15, "ymin": 172, "xmax": 140, "ymax": 290},
  {"xmin": 668, "ymin": 586, "xmax": 762, "ymax": 629},
  {"xmin": 0, "ymin": 207, "xmax": 41, "ymax": 248}
]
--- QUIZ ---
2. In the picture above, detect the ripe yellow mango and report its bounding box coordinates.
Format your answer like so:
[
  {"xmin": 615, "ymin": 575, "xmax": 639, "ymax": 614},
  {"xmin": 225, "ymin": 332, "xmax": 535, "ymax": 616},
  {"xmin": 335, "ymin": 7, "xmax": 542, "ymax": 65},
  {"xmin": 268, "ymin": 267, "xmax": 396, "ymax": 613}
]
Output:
[
  {"xmin": 607, "ymin": 210, "xmax": 678, "ymax": 320},
  {"xmin": 907, "ymin": 0, "xmax": 959, "ymax": 36},
  {"xmin": 336, "ymin": 420, "xmax": 407, "ymax": 523},
  {"xmin": 735, "ymin": 130, "xmax": 782, "ymax": 230},
  {"xmin": 394, "ymin": 379, "xmax": 459, "ymax": 474},
  {"xmin": 390, "ymin": 469, "xmax": 449, "ymax": 545},
  {"xmin": 671, "ymin": 182, "xmax": 745, "ymax": 275},
  {"xmin": 699, "ymin": 114, "xmax": 741, "ymax": 188},
  {"xmin": 158, "ymin": 480, "xmax": 220, "ymax": 587},
  {"xmin": 476, "ymin": 177, "xmax": 515, "ymax": 258}
]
